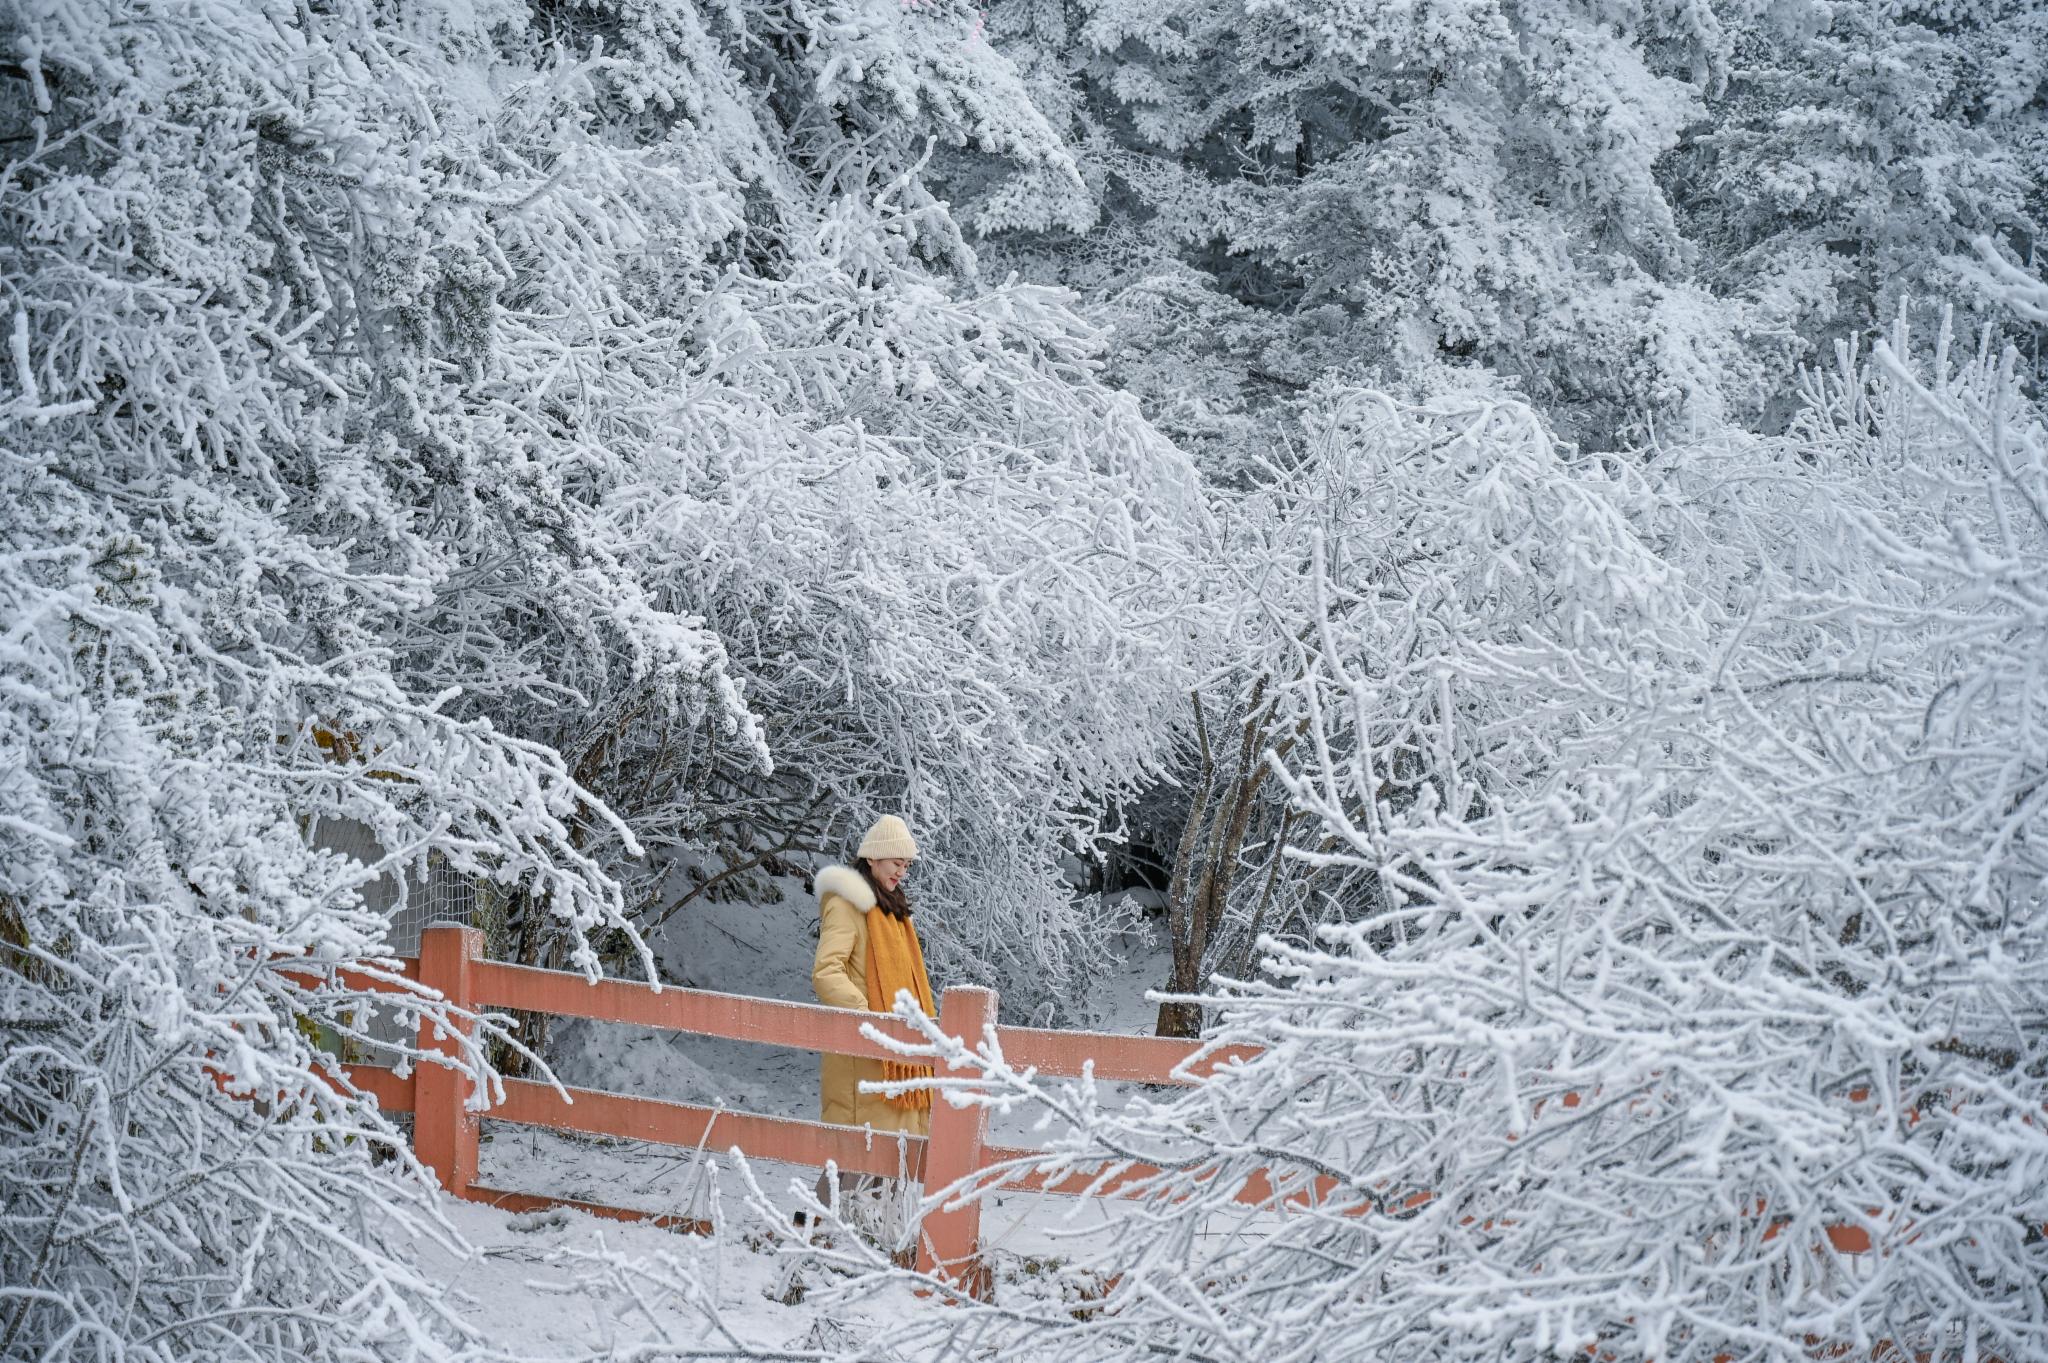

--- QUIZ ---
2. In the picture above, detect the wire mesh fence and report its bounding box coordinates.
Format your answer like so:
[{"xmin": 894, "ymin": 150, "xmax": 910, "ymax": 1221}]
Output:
[
  {"xmin": 305, "ymin": 814, "xmax": 487, "ymax": 951},
  {"xmin": 303, "ymin": 813, "xmax": 502, "ymax": 1060}
]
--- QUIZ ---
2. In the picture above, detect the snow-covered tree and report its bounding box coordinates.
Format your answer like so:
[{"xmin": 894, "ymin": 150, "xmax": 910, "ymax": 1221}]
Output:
[
  {"xmin": 949, "ymin": 0, "xmax": 1756, "ymax": 449},
  {"xmin": 836, "ymin": 305, "xmax": 2048, "ymax": 1363},
  {"xmin": 1151, "ymin": 378, "xmax": 1688, "ymax": 1032},
  {"xmin": 456, "ymin": 0, "xmax": 1217, "ymax": 1005},
  {"xmin": 1, "ymin": 0, "xmax": 1210, "ymax": 1352},
  {"xmin": 0, "ymin": 0, "xmax": 759, "ymax": 1352},
  {"xmin": 1675, "ymin": 0, "xmax": 2047, "ymax": 399},
  {"xmin": 955, "ymin": 0, "xmax": 2045, "ymax": 455}
]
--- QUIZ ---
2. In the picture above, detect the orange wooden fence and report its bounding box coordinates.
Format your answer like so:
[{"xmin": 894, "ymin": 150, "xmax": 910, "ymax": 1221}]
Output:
[
  {"xmin": 337, "ymin": 925, "xmax": 1255, "ymax": 1295},
  {"xmin": 325, "ymin": 926, "xmax": 1917, "ymax": 1316}
]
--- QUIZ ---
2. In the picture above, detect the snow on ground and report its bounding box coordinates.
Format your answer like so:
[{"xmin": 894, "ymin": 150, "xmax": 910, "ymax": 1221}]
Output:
[
  {"xmin": 477, "ymin": 1117, "xmax": 1161, "ymax": 1265},
  {"xmin": 416, "ymin": 1190, "xmax": 919, "ymax": 1359},
  {"xmin": 419, "ymin": 1171, "xmax": 1154, "ymax": 1360}
]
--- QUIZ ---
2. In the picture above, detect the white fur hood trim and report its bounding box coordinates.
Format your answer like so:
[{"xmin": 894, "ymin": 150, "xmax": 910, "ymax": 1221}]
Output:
[{"xmin": 815, "ymin": 864, "xmax": 877, "ymax": 913}]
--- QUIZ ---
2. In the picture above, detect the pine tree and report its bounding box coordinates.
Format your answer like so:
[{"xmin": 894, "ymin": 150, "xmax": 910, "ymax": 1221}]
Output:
[{"xmin": 956, "ymin": 0, "xmax": 2045, "ymax": 449}]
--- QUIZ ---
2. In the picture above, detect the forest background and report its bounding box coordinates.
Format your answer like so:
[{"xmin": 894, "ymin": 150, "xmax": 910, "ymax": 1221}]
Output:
[{"xmin": 3, "ymin": 1, "xmax": 2045, "ymax": 1361}]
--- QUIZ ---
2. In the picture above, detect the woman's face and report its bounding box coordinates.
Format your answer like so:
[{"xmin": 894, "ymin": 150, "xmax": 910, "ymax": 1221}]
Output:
[{"xmin": 870, "ymin": 857, "xmax": 911, "ymax": 893}]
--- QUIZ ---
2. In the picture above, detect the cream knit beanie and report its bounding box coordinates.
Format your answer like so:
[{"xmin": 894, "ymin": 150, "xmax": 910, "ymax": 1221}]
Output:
[{"xmin": 856, "ymin": 814, "xmax": 918, "ymax": 862}]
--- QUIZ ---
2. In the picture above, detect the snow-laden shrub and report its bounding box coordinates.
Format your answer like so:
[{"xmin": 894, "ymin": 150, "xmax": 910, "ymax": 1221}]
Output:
[
  {"xmin": 1149, "ymin": 380, "xmax": 1693, "ymax": 1030},
  {"xmin": 847, "ymin": 315, "xmax": 2048, "ymax": 1362},
  {"xmin": 0, "ymin": 471, "xmax": 620, "ymax": 1358}
]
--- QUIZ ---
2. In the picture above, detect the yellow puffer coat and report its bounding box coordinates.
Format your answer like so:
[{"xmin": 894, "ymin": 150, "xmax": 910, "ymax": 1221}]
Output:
[{"xmin": 810, "ymin": 865, "xmax": 932, "ymax": 1137}]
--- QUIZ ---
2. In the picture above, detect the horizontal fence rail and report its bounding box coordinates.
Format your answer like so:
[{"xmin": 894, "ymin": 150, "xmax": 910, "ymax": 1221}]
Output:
[
  {"xmin": 492, "ymin": 1079, "xmax": 928, "ymax": 1182},
  {"xmin": 468, "ymin": 958, "xmax": 935, "ymax": 1062},
  {"xmin": 303, "ymin": 925, "xmax": 1907, "ymax": 1315}
]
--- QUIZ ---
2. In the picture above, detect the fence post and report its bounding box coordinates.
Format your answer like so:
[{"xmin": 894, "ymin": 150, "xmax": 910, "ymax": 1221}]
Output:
[
  {"xmin": 917, "ymin": 985, "xmax": 995, "ymax": 1299},
  {"xmin": 414, "ymin": 924, "xmax": 484, "ymax": 1198}
]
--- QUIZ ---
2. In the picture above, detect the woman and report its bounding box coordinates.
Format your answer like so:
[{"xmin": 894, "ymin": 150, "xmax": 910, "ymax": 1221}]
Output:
[{"xmin": 810, "ymin": 815, "xmax": 937, "ymax": 1138}]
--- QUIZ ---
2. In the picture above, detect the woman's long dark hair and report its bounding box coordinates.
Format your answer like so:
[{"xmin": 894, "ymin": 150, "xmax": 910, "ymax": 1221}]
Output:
[{"xmin": 856, "ymin": 858, "xmax": 913, "ymax": 921}]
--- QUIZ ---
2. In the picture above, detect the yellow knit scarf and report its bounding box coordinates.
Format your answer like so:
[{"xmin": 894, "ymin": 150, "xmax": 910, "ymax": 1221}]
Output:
[{"xmin": 862, "ymin": 909, "xmax": 936, "ymax": 1111}]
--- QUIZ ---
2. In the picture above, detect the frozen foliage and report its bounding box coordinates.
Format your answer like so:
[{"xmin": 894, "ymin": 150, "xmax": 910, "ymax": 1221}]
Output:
[
  {"xmin": 0, "ymin": 0, "xmax": 1202, "ymax": 1355},
  {"xmin": 0, "ymin": 3, "xmax": 706, "ymax": 1356},
  {"xmin": 826, "ymin": 314, "xmax": 2048, "ymax": 1363},
  {"xmin": 1675, "ymin": 2, "xmax": 2047, "ymax": 384},
  {"xmin": 6, "ymin": 0, "xmax": 2046, "ymax": 1355}
]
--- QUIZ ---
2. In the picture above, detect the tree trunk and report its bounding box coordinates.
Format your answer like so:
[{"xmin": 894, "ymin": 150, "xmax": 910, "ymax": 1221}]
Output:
[
  {"xmin": 1157, "ymin": 682, "xmax": 1276, "ymax": 1038},
  {"xmin": 1156, "ymin": 692, "xmax": 1216, "ymax": 1038},
  {"xmin": 490, "ymin": 882, "xmax": 551, "ymax": 1078}
]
